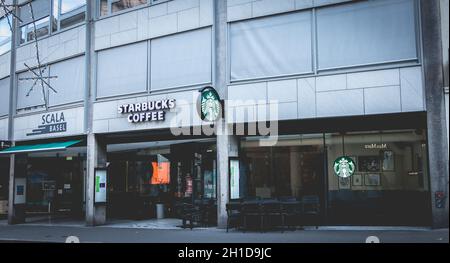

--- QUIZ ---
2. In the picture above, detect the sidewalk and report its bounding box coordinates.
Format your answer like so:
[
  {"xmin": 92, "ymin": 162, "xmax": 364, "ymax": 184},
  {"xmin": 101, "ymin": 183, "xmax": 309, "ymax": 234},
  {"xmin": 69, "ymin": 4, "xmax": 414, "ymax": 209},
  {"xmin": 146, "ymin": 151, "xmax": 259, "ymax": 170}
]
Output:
[{"xmin": 0, "ymin": 223, "xmax": 447, "ymax": 243}]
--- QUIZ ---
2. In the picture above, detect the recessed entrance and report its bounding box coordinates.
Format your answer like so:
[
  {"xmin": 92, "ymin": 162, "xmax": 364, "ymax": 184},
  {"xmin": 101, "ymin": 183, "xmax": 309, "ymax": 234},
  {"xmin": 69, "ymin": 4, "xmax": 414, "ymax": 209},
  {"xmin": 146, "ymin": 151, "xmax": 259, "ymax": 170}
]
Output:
[{"xmin": 106, "ymin": 139, "xmax": 217, "ymax": 227}]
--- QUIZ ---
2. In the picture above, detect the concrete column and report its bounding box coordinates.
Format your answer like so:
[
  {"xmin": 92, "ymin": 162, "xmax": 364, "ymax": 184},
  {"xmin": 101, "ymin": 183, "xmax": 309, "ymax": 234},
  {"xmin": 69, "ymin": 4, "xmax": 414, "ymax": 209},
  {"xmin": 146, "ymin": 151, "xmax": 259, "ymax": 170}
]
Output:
[
  {"xmin": 289, "ymin": 148, "xmax": 301, "ymax": 197},
  {"xmin": 7, "ymin": 0, "xmax": 17, "ymax": 141},
  {"xmin": 217, "ymin": 121, "xmax": 239, "ymax": 228},
  {"xmin": 85, "ymin": 133, "xmax": 107, "ymax": 226},
  {"xmin": 213, "ymin": 0, "xmax": 239, "ymax": 228},
  {"xmin": 7, "ymin": 154, "xmax": 16, "ymax": 224},
  {"xmin": 420, "ymin": 0, "xmax": 449, "ymax": 228},
  {"xmin": 8, "ymin": 154, "xmax": 26, "ymax": 224}
]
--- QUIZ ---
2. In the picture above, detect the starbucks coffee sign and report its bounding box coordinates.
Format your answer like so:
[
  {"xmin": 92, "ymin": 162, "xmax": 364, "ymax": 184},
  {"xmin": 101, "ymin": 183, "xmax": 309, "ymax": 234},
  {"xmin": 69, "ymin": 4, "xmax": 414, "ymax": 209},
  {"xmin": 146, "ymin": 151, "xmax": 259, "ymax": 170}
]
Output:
[
  {"xmin": 118, "ymin": 99, "xmax": 176, "ymax": 123},
  {"xmin": 199, "ymin": 86, "xmax": 222, "ymax": 122},
  {"xmin": 333, "ymin": 156, "xmax": 356, "ymax": 178}
]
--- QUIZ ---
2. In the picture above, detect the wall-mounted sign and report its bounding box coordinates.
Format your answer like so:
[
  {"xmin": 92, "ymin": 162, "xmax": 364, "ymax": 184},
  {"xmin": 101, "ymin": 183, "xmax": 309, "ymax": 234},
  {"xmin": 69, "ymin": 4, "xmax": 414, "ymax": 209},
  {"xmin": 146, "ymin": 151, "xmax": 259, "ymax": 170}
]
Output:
[
  {"xmin": 1, "ymin": 141, "xmax": 11, "ymax": 149},
  {"xmin": 229, "ymin": 158, "xmax": 240, "ymax": 199},
  {"xmin": 14, "ymin": 178, "xmax": 27, "ymax": 205},
  {"xmin": 94, "ymin": 169, "xmax": 107, "ymax": 203},
  {"xmin": 333, "ymin": 156, "xmax": 356, "ymax": 178},
  {"xmin": 118, "ymin": 99, "xmax": 176, "ymax": 123},
  {"xmin": 42, "ymin": 180, "xmax": 56, "ymax": 191},
  {"xmin": 364, "ymin": 143, "xmax": 387, "ymax": 149},
  {"xmin": 27, "ymin": 112, "xmax": 67, "ymax": 136},
  {"xmin": 199, "ymin": 86, "xmax": 222, "ymax": 122}
]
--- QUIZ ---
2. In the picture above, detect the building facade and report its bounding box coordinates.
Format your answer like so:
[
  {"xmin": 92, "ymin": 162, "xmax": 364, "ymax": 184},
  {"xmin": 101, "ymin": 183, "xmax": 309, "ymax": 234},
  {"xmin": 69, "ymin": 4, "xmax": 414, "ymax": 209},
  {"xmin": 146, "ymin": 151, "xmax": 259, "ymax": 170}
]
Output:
[{"xmin": 0, "ymin": 0, "xmax": 448, "ymax": 228}]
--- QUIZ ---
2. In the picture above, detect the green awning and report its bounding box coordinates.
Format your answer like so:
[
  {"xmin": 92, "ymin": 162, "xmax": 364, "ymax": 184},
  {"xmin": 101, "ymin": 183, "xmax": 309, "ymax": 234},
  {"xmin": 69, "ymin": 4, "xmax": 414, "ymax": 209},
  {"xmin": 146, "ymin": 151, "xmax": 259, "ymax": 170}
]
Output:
[{"xmin": 0, "ymin": 140, "xmax": 82, "ymax": 155}]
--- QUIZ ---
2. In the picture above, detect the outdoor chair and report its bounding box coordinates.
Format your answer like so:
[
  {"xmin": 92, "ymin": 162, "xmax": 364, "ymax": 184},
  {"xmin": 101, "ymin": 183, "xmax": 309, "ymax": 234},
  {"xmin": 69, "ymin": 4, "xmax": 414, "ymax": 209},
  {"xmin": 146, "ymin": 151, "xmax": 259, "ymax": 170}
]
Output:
[
  {"xmin": 301, "ymin": 195, "xmax": 321, "ymax": 229},
  {"xmin": 180, "ymin": 203, "xmax": 202, "ymax": 230},
  {"xmin": 281, "ymin": 201, "xmax": 303, "ymax": 230},
  {"xmin": 261, "ymin": 201, "xmax": 283, "ymax": 231},
  {"xmin": 226, "ymin": 202, "xmax": 242, "ymax": 232},
  {"xmin": 241, "ymin": 202, "xmax": 263, "ymax": 232}
]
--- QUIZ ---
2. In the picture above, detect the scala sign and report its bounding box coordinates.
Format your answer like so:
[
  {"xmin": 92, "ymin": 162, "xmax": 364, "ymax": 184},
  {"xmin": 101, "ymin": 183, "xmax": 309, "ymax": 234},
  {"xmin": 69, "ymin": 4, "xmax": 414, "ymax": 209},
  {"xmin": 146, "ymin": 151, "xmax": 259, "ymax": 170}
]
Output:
[
  {"xmin": 118, "ymin": 99, "xmax": 176, "ymax": 123},
  {"xmin": 333, "ymin": 156, "xmax": 356, "ymax": 178},
  {"xmin": 27, "ymin": 112, "xmax": 67, "ymax": 136}
]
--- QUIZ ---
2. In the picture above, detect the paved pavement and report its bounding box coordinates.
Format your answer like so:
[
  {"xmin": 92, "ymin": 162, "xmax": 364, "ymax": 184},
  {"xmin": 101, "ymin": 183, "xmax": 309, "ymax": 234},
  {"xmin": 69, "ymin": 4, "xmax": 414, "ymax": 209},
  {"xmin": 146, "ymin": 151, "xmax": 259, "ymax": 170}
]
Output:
[{"xmin": 0, "ymin": 223, "xmax": 448, "ymax": 243}]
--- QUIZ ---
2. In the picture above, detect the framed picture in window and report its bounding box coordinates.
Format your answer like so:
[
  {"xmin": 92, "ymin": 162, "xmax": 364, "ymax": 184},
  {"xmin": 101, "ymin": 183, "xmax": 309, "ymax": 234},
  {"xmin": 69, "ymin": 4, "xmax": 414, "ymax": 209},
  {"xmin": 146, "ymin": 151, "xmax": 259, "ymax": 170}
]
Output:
[
  {"xmin": 358, "ymin": 156, "xmax": 380, "ymax": 172},
  {"xmin": 338, "ymin": 177, "xmax": 351, "ymax": 190},
  {"xmin": 352, "ymin": 173, "xmax": 363, "ymax": 186},
  {"xmin": 365, "ymin": 173, "xmax": 381, "ymax": 186},
  {"xmin": 382, "ymin": 150, "xmax": 395, "ymax": 171}
]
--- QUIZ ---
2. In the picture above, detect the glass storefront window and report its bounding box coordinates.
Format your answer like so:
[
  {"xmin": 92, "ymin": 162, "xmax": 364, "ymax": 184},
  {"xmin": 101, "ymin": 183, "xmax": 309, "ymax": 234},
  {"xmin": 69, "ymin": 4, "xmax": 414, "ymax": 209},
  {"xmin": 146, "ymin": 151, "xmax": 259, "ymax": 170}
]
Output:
[
  {"xmin": 240, "ymin": 134, "xmax": 325, "ymax": 200},
  {"xmin": 107, "ymin": 140, "xmax": 217, "ymax": 220},
  {"xmin": 326, "ymin": 129, "xmax": 430, "ymax": 226}
]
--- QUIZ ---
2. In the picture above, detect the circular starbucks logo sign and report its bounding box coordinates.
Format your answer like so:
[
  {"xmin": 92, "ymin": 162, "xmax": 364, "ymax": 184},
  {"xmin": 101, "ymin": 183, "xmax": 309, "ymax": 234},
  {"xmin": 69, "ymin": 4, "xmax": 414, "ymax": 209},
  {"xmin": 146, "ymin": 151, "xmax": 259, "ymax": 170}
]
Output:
[
  {"xmin": 200, "ymin": 87, "xmax": 221, "ymax": 122},
  {"xmin": 333, "ymin": 156, "xmax": 356, "ymax": 178}
]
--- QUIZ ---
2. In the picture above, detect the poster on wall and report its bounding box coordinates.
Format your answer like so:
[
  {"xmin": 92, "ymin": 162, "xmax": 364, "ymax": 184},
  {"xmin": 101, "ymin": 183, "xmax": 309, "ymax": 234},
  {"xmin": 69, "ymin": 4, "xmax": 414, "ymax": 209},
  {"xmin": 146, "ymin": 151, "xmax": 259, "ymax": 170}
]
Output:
[
  {"xmin": 365, "ymin": 173, "xmax": 381, "ymax": 186},
  {"xmin": 338, "ymin": 177, "xmax": 351, "ymax": 190},
  {"xmin": 382, "ymin": 151, "xmax": 395, "ymax": 171},
  {"xmin": 14, "ymin": 178, "xmax": 27, "ymax": 205},
  {"xmin": 229, "ymin": 159, "xmax": 240, "ymax": 199},
  {"xmin": 358, "ymin": 156, "xmax": 380, "ymax": 172},
  {"xmin": 352, "ymin": 173, "xmax": 363, "ymax": 186},
  {"xmin": 94, "ymin": 169, "xmax": 107, "ymax": 203}
]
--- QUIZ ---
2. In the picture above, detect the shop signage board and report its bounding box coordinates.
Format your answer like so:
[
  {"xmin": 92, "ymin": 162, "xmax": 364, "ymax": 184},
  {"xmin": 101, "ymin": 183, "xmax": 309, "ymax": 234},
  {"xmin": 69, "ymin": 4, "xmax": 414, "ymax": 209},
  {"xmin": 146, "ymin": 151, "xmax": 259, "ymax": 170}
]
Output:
[
  {"xmin": 27, "ymin": 111, "xmax": 67, "ymax": 136},
  {"xmin": 199, "ymin": 86, "xmax": 222, "ymax": 122},
  {"xmin": 94, "ymin": 169, "xmax": 107, "ymax": 203},
  {"xmin": 118, "ymin": 99, "xmax": 176, "ymax": 123},
  {"xmin": 14, "ymin": 178, "xmax": 27, "ymax": 205},
  {"xmin": 229, "ymin": 158, "xmax": 240, "ymax": 199},
  {"xmin": 333, "ymin": 156, "xmax": 356, "ymax": 178}
]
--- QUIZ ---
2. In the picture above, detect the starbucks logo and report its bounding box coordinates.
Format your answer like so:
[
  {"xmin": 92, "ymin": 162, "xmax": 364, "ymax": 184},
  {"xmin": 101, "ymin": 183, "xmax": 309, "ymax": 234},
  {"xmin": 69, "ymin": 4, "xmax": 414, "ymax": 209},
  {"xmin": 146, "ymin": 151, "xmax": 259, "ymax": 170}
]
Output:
[
  {"xmin": 200, "ymin": 87, "xmax": 221, "ymax": 122},
  {"xmin": 333, "ymin": 156, "xmax": 355, "ymax": 178}
]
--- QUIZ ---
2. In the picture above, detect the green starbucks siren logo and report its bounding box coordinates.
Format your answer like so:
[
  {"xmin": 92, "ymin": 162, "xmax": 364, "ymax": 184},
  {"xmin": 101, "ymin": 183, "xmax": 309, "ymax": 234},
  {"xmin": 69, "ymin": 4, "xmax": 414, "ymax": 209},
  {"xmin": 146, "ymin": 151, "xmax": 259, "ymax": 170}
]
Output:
[
  {"xmin": 333, "ymin": 156, "xmax": 355, "ymax": 178},
  {"xmin": 199, "ymin": 86, "xmax": 222, "ymax": 122}
]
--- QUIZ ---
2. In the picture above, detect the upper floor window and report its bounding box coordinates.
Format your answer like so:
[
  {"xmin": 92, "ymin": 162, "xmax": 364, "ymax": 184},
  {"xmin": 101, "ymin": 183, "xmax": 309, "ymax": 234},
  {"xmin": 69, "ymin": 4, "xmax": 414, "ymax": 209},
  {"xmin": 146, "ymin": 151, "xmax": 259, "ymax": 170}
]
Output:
[
  {"xmin": 99, "ymin": 0, "xmax": 170, "ymax": 17},
  {"xmin": 316, "ymin": 0, "xmax": 417, "ymax": 70},
  {"xmin": 0, "ymin": 15, "xmax": 12, "ymax": 55},
  {"xmin": 52, "ymin": 0, "xmax": 86, "ymax": 31},
  {"xmin": 19, "ymin": 0, "xmax": 86, "ymax": 45},
  {"xmin": 19, "ymin": 0, "xmax": 50, "ymax": 44}
]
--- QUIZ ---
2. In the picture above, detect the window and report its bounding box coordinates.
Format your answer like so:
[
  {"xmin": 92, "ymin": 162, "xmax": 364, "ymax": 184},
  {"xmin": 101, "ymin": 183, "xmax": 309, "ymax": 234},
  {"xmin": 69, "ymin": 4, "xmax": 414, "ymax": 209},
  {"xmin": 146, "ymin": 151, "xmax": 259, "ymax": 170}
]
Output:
[
  {"xmin": 20, "ymin": 16, "xmax": 49, "ymax": 44},
  {"xmin": 100, "ymin": 0, "xmax": 146, "ymax": 16},
  {"xmin": 316, "ymin": 0, "xmax": 418, "ymax": 70},
  {"xmin": 0, "ymin": 77, "xmax": 10, "ymax": 116},
  {"xmin": 230, "ymin": 11, "xmax": 313, "ymax": 81},
  {"xmin": 53, "ymin": 0, "xmax": 86, "ymax": 31},
  {"xmin": 150, "ymin": 28, "xmax": 212, "ymax": 91},
  {"xmin": 325, "ymin": 129, "xmax": 430, "ymax": 225},
  {"xmin": 97, "ymin": 41, "xmax": 148, "ymax": 98},
  {"xmin": 19, "ymin": 0, "xmax": 51, "ymax": 44},
  {"xmin": 99, "ymin": 0, "xmax": 171, "ymax": 17},
  {"xmin": 17, "ymin": 70, "xmax": 48, "ymax": 109},
  {"xmin": 48, "ymin": 56, "xmax": 85, "ymax": 106},
  {"xmin": 0, "ymin": 16, "xmax": 12, "ymax": 55},
  {"xmin": 19, "ymin": 0, "xmax": 85, "ymax": 45},
  {"xmin": 240, "ymin": 134, "xmax": 325, "ymax": 199}
]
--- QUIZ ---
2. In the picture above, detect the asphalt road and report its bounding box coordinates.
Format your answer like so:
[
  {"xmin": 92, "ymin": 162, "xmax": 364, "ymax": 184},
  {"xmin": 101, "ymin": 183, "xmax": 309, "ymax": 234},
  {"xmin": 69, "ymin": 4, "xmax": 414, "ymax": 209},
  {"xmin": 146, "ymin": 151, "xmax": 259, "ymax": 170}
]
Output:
[{"xmin": 0, "ymin": 224, "xmax": 448, "ymax": 243}]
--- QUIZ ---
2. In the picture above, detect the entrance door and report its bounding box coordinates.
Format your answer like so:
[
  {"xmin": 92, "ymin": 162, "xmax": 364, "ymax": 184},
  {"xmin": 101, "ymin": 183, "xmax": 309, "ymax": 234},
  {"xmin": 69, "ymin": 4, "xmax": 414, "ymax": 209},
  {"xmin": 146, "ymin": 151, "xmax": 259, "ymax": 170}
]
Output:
[{"xmin": 26, "ymin": 157, "xmax": 84, "ymax": 219}]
